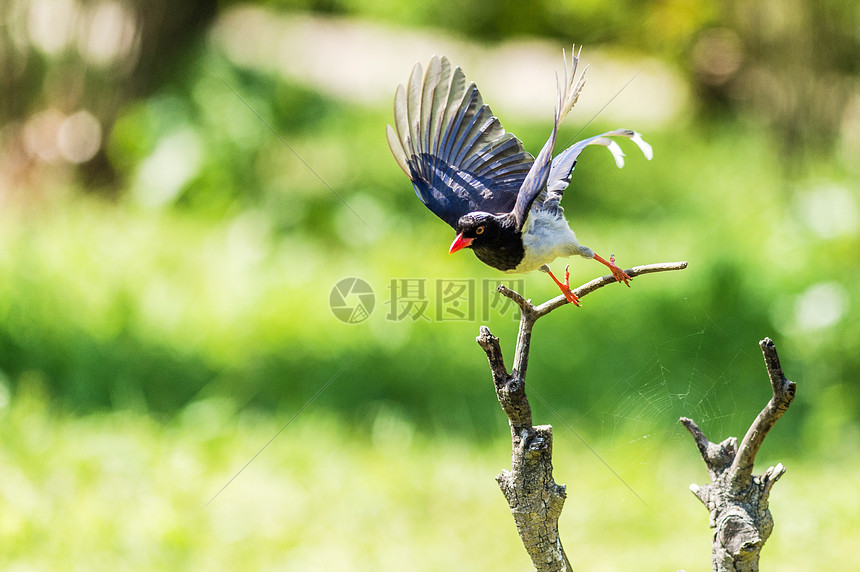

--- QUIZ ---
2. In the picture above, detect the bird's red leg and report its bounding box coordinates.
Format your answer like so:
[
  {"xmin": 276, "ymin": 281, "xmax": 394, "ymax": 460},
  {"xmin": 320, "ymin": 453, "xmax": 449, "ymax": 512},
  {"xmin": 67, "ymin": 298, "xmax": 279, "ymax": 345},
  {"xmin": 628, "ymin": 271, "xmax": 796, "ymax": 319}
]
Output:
[
  {"xmin": 593, "ymin": 253, "xmax": 631, "ymax": 286},
  {"xmin": 545, "ymin": 265, "xmax": 581, "ymax": 307}
]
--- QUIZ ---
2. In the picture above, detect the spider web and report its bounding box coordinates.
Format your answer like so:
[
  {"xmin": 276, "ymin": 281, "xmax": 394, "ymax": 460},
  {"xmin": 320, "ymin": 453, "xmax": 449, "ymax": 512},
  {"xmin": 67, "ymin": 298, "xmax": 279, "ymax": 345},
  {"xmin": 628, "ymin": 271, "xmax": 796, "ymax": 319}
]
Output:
[{"xmin": 583, "ymin": 298, "xmax": 764, "ymax": 458}]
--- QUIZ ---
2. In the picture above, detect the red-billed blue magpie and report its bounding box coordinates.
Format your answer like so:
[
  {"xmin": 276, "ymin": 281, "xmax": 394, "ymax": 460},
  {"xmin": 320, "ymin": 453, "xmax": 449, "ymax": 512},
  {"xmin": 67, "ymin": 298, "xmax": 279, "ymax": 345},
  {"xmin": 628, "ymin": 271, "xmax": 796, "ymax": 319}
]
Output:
[{"xmin": 387, "ymin": 47, "xmax": 652, "ymax": 306}]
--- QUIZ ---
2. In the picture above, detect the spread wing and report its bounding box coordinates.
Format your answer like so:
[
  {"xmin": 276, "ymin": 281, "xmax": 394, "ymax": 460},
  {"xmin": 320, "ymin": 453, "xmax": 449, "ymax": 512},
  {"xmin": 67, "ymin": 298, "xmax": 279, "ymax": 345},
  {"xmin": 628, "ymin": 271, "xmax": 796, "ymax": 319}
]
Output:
[
  {"xmin": 525, "ymin": 128, "xmax": 654, "ymax": 216},
  {"xmin": 547, "ymin": 129, "xmax": 653, "ymax": 195},
  {"xmin": 387, "ymin": 56, "xmax": 534, "ymax": 229}
]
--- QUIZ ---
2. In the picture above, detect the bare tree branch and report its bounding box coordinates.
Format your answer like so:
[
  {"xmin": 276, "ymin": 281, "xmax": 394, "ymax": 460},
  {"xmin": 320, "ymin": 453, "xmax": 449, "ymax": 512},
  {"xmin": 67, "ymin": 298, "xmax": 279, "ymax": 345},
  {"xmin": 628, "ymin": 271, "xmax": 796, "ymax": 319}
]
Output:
[
  {"xmin": 477, "ymin": 326, "xmax": 532, "ymax": 435},
  {"xmin": 680, "ymin": 417, "xmax": 738, "ymax": 483},
  {"xmin": 476, "ymin": 326, "xmax": 510, "ymax": 383},
  {"xmin": 729, "ymin": 338, "xmax": 797, "ymax": 489},
  {"xmin": 532, "ymin": 261, "xmax": 688, "ymax": 317},
  {"xmin": 679, "ymin": 417, "xmax": 711, "ymax": 457},
  {"xmin": 477, "ymin": 260, "xmax": 688, "ymax": 571},
  {"xmin": 681, "ymin": 337, "xmax": 796, "ymax": 572}
]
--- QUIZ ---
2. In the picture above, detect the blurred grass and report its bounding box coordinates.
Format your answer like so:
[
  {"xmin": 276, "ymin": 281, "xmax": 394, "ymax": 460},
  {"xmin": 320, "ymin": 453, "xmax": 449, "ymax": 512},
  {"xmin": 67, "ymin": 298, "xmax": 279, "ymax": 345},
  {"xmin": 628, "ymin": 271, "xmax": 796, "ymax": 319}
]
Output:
[{"xmin": 0, "ymin": 391, "xmax": 856, "ymax": 571}]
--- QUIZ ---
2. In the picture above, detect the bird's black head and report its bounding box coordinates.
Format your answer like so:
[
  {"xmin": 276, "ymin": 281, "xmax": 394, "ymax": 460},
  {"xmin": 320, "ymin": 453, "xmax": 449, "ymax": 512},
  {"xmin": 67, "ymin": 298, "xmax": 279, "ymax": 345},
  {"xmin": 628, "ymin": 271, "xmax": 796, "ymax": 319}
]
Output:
[
  {"xmin": 449, "ymin": 212, "xmax": 500, "ymax": 253},
  {"xmin": 448, "ymin": 211, "xmax": 524, "ymax": 271}
]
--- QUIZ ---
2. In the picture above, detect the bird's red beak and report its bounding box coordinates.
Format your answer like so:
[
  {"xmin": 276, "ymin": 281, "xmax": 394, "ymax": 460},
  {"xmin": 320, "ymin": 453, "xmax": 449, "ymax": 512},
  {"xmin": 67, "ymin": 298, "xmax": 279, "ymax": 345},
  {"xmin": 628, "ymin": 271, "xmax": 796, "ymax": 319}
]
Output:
[{"xmin": 448, "ymin": 232, "xmax": 473, "ymax": 254}]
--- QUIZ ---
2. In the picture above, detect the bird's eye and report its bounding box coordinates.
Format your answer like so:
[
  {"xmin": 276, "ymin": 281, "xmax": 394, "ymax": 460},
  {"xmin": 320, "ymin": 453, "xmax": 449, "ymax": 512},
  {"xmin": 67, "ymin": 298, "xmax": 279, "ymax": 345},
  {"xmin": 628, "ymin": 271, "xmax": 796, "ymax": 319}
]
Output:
[{"xmin": 476, "ymin": 226, "xmax": 485, "ymax": 235}]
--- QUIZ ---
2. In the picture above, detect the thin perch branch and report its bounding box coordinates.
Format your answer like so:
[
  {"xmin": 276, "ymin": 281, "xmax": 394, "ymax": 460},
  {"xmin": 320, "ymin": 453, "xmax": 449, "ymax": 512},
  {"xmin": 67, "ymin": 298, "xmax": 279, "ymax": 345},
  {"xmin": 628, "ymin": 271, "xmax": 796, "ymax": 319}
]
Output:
[{"xmin": 534, "ymin": 260, "xmax": 688, "ymax": 317}]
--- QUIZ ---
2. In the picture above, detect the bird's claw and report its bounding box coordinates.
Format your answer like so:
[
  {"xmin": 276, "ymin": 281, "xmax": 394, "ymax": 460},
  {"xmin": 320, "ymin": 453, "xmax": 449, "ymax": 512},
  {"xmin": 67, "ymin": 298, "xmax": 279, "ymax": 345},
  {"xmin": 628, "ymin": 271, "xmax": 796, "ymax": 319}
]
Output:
[
  {"xmin": 608, "ymin": 254, "xmax": 632, "ymax": 287},
  {"xmin": 594, "ymin": 253, "xmax": 631, "ymax": 287},
  {"xmin": 559, "ymin": 265, "xmax": 582, "ymax": 306},
  {"xmin": 544, "ymin": 264, "xmax": 581, "ymax": 306}
]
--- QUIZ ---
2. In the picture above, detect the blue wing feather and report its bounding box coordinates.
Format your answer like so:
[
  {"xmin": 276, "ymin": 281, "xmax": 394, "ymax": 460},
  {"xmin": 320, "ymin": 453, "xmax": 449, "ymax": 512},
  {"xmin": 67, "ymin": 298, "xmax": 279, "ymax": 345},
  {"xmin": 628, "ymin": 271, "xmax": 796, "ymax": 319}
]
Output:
[
  {"xmin": 387, "ymin": 52, "xmax": 653, "ymax": 231},
  {"xmin": 387, "ymin": 56, "xmax": 534, "ymax": 229}
]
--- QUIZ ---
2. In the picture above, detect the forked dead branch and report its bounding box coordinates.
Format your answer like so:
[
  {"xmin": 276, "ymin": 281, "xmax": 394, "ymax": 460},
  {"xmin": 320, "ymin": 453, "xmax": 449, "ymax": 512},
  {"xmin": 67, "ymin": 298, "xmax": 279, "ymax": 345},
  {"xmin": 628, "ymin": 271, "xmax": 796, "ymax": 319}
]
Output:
[
  {"xmin": 476, "ymin": 260, "xmax": 687, "ymax": 571},
  {"xmin": 680, "ymin": 337, "xmax": 796, "ymax": 572}
]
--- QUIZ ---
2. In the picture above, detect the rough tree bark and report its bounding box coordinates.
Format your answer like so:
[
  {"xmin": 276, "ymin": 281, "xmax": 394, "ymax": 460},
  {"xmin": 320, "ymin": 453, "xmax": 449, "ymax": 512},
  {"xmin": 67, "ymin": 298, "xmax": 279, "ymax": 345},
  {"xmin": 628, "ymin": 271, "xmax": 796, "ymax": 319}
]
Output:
[
  {"xmin": 476, "ymin": 261, "xmax": 688, "ymax": 571},
  {"xmin": 680, "ymin": 337, "xmax": 796, "ymax": 572}
]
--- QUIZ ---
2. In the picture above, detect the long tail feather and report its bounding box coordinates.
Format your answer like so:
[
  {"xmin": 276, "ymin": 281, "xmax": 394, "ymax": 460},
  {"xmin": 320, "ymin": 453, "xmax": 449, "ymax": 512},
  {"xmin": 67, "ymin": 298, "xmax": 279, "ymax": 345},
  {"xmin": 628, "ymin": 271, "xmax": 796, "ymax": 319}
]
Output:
[{"xmin": 557, "ymin": 45, "xmax": 588, "ymax": 125}]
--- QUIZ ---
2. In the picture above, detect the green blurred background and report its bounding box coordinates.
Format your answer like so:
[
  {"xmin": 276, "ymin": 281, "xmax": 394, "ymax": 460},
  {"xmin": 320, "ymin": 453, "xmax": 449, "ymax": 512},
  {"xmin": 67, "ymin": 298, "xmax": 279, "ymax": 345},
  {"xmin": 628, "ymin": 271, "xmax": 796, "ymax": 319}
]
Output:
[{"xmin": 0, "ymin": 0, "xmax": 858, "ymax": 569}]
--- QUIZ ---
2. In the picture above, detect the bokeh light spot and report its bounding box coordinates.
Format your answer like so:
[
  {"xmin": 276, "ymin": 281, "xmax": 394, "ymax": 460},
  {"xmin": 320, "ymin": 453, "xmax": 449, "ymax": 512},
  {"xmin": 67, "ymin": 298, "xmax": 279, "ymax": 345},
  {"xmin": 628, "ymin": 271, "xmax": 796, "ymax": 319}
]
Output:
[
  {"xmin": 794, "ymin": 282, "xmax": 848, "ymax": 332},
  {"xmin": 58, "ymin": 110, "xmax": 102, "ymax": 163},
  {"xmin": 794, "ymin": 184, "xmax": 859, "ymax": 239}
]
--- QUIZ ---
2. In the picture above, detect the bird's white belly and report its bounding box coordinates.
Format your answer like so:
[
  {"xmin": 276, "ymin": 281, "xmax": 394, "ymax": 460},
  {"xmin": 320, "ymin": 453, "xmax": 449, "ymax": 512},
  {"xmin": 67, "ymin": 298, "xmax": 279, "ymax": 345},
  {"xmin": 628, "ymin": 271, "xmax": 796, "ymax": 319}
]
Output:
[{"xmin": 508, "ymin": 210, "xmax": 592, "ymax": 273}]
